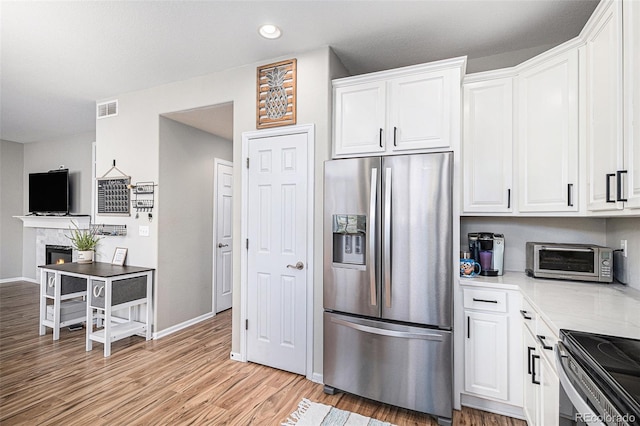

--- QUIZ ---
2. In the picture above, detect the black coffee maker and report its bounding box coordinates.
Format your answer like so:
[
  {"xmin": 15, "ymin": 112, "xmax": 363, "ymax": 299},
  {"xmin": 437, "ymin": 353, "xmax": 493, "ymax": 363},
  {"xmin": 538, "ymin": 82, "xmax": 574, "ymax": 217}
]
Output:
[{"xmin": 468, "ymin": 232, "xmax": 505, "ymax": 276}]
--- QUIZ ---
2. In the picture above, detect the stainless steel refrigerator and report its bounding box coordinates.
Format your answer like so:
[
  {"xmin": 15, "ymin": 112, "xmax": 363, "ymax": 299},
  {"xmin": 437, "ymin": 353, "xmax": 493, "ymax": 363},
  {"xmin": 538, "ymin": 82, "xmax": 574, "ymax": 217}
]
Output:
[{"xmin": 323, "ymin": 152, "xmax": 453, "ymax": 425}]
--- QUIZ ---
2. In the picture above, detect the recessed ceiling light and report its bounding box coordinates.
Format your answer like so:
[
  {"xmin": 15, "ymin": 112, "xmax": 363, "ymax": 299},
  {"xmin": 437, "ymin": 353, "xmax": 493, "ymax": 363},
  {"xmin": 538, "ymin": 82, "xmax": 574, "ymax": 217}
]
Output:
[{"xmin": 259, "ymin": 24, "xmax": 282, "ymax": 39}]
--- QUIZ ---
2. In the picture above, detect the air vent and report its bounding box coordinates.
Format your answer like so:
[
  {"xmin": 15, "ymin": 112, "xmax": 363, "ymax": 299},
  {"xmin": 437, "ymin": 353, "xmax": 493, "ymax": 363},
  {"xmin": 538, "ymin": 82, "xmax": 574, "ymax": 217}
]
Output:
[{"xmin": 97, "ymin": 100, "xmax": 118, "ymax": 119}]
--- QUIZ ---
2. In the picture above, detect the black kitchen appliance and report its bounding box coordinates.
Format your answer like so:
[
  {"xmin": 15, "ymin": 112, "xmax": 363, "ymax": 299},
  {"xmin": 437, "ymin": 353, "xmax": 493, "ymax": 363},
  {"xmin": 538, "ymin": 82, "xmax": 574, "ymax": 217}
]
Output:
[
  {"xmin": 557, "ymin": 329, "xmax": 640, "ymax": 425},
  {"xmin": 468, "ymin": 232, "xmax": 505, "ymax": 276}
]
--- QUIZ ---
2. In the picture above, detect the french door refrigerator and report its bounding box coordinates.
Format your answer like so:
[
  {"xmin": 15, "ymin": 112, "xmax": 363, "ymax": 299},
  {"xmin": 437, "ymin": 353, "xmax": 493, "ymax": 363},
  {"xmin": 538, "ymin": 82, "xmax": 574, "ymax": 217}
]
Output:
[{"xmin": 323, "ymin": 152, "xmax": 453, "ymax": 425}]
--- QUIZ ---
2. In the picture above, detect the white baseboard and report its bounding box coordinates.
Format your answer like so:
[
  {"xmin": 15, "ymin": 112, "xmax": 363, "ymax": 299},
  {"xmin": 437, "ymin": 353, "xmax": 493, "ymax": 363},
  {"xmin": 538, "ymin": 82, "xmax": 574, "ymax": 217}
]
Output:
[
  {"xmin": 230, "ymin": 351, "xmax": 244, "ymax": 362},
  {"xmin": 460, "ymin": 393, "xmax": 525, "ymax": 420},
  {"xmin": 309, "ymin": 372, "xmax": 323, "ymax": 384},
  {"xmin": 0, "ymin": 277, "xmax": 37, "ymax": 284},
  {"xmin": 152, "ymin": 312, "xmax": 214, "ymax": 340}
]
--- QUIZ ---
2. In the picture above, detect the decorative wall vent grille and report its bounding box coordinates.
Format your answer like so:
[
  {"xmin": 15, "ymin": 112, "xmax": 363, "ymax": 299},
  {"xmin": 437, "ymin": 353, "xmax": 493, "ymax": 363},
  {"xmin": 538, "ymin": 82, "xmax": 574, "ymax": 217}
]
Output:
[{"xmin": 97, "ymin": 100, "xmax": 118, "ymax": 119}]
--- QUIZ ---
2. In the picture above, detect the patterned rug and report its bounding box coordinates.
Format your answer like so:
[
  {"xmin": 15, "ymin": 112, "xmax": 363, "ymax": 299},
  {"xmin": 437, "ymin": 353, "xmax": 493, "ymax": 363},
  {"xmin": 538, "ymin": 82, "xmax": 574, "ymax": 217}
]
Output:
[{"xmin": 282, "ymin": 398, "xmax": 395, "ymax": 426}]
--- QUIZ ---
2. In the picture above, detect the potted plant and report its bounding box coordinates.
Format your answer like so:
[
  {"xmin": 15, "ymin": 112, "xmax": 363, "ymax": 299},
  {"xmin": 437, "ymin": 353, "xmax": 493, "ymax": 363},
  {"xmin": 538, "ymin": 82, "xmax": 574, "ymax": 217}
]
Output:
[{"xmin": 67, "ymin": 223, "xmax": 101, "ymax": 264}]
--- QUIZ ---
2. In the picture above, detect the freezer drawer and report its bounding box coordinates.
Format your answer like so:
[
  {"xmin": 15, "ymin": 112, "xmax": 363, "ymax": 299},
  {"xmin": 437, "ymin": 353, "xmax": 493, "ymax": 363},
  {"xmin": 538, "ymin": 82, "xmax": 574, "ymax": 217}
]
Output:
[{"xmin": 323, "ymin": 312, "xmax": 452, "ymax": 420}]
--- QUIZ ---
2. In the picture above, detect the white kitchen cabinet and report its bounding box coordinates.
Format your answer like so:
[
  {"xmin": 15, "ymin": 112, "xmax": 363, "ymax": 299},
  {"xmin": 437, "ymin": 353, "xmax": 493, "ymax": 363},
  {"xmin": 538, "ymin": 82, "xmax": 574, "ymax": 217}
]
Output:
[
  {"xmin": 462, "ymin": 76, "xmax": 513, "ymax": 213},
  {"xmin": 332, "ymin": 58, "xmax": 465, "ymax": 158},
  {"xmin": 462, "ymin": 286, "xmax": 522, "ymax": 406},
  {"xmin": 517, "ymin": 48, "xmax": 579, "ymax": 213},
  {"xmin": 521, "ymin": 298, "xmax": 559, "ymax": 426},
  {"xmin": 585, "ymin": 0, "xmax": 625, "ymax": 212},
  {"xmin": 464, "ymin": 310, "xmax": 508, "ymax": 400},
  {"xmin": 623, "ymin": 0, "xmax": 640, "ymax": 209},
  {"xmin": 333, "ymin": 81, "xmax": 386, "ymax": 156}
]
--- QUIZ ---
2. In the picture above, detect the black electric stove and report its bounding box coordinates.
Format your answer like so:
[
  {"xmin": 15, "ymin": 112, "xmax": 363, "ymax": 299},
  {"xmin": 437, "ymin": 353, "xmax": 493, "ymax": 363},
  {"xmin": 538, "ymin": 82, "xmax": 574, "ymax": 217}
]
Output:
[{"xmin": 559, "ymin": 329, "xmax": 640, "ymax": 425}]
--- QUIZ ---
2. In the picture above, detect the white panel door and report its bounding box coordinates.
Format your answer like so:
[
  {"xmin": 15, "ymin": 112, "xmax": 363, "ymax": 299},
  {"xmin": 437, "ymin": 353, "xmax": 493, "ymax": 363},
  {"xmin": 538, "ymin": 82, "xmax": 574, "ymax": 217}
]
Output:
[
  {"xmin": 586, "ymin": 0, "xmax": 624, "ymax": 211},
  {"xmin": 518, "ymin": 49, "xmax": 579, "ymax": 212},
  {"xmin": 247, "ymin": 132, "xmax": 308, "ymax": 375},
  {"xmin": 463, "ymin": 77, "xmax": 513, "ymax": 213},
  {"xmin": 333, "ymin": 81, "xmax": 386, "ymax": 156},
  {"xmin": 388, "ymin": 70, "xmax": 452, "ymax": 151},
  {"xmin": 214, "ymin": 161, "xmax": 233, "ymax": 313},
  {"xmin": 464, "ymin": 311, "xmax": 508, "ymax": 401}
]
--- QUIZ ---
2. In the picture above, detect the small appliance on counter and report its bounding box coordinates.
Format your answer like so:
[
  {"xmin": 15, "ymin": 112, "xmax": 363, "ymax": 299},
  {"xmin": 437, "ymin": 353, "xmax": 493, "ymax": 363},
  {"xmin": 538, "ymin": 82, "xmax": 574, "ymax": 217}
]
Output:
[
  {"xmin": 468, "ymin": 232, "xmax": 505, "ymax": 276},
  {"xmin": 525, "ymin": 242, "xmax": 613, "ymax": 283}
]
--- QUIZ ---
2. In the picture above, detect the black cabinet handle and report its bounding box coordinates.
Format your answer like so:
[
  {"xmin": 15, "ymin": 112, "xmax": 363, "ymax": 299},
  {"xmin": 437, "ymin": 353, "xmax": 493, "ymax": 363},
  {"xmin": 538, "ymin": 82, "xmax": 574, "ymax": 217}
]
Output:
[
  {"xmin": 507, "ymin": 189, "xmax": 511, "ymax": 209},
  {"xmin": 520, "ymin": 310, "xmax": 532, "ymax": 320},
  {"xmin": 532, "ymin": 354, "xmax": 541, "ymax": 385},
  {"xmin": 379, "ymin": 128, "xmax": 383, "ymax": 148},
  {"xmin": 393, "ymin": 127, "xmax": 398, "ymax": 146},
  {"xmin": 568, "ymin": 183, "xmax": 574, "ymax": 207},
  {"xmin": 467, "ymin": 316, "xmax": 470, "ymax": 339},
  {"xmin": 606, "ymin": 173, "xmax": 615, "ymax": 203},
  {"xmin": 537, "ymin": 334, "xmax": 553, "ymax": 351},
  {"xmin": 617, "ymin": 170, "xmax": 628, "ymax": 202},
  {"xmin": 527, "ymin": 346, "xmax": 535, "ymax": 374},
  {"xmin": 473, "ymin": 298, "xmax": 498, "ymax": 304}
]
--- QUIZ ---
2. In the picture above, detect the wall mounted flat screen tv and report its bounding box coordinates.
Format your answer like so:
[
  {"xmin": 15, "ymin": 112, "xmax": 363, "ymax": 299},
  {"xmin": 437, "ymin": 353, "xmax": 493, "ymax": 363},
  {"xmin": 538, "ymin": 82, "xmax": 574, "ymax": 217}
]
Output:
[{"xmin": 28, "ymin": 170, "xmax": 70, "ymax": 214}]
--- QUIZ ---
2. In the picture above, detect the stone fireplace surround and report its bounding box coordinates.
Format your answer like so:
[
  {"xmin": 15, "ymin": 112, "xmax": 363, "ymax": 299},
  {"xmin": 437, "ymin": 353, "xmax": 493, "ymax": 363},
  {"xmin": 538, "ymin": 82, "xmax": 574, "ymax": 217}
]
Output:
[{"xmin": 35, "ymin": 228, "xmax": 80, "ymax": 278}]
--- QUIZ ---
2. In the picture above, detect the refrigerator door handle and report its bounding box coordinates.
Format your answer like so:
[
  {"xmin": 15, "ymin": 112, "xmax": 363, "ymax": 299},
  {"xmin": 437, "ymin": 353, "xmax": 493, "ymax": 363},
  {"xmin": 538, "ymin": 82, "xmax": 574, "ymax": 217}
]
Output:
[
  {"xmin": 369, "ymin": 167, "xmax": 378, "ymax": 306},
  {"xmin": 384, "ymin": 167, "xmax": 392, "ymax": 308},
  {"xmin": 331, "ymin": 317, "xmax": 444, "ymax": 341}
]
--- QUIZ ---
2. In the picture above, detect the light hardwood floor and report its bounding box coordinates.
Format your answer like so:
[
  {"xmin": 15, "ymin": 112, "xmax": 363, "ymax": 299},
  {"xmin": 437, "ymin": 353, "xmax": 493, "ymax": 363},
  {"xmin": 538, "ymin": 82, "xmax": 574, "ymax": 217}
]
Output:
[{"xmin": 0, "ymin": 281, "xmax": 526, "ymax": 425}]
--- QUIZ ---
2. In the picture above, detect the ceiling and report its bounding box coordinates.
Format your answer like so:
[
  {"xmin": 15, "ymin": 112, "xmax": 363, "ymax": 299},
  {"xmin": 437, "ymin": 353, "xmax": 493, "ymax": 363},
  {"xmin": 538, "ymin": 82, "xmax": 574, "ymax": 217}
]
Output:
[{"xmin": 1, "ymin": 0, "xmax": 599, "ymax": 144}]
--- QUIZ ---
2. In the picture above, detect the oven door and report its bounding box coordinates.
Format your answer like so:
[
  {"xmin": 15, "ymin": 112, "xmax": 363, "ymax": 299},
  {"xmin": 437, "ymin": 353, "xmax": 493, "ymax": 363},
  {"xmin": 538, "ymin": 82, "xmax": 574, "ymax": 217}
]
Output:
[
  {"xmin": 556, "ymin": 342, "xmax": 606, "ymax": 426},
  {"xmin": 535, "ymin": 246, "xmax": 599, "ymax": 280}
]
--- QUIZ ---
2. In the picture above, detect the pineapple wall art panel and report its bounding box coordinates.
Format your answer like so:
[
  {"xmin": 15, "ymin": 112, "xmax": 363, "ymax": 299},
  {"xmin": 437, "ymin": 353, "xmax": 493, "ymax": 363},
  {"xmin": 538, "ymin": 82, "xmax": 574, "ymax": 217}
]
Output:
[{"xmin": 257, "ymin": 59, "xmax": 297, "ymax": 128}]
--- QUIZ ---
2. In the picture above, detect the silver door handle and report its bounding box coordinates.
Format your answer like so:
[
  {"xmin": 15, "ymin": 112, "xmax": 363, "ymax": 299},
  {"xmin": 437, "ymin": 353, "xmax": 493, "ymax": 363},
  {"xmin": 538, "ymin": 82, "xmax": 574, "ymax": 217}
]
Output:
[
  {"xmin": 369, "ymin": 167, "xmax": 378, "ymax": 307},
  {"xmin": 384, "ymin": 167, "xmax": 391, "ymax": 309},
  {"xmin": 218, "ymin": 243, "xmax": 229, "ymax": 248},
  {"xmin": 286, "ymin": 261, "xmax": 304, "ymax": 270}
]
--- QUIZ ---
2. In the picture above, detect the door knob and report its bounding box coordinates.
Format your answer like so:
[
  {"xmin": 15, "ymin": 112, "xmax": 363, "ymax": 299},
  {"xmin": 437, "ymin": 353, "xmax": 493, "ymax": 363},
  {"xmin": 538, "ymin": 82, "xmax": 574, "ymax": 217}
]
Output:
[
  {"xmin": 286, "ymin": 261, "xmax": 304, "ymax": 270},
  {"xmin": 218, "ymin": 243, "xmax": 229, "ymax": 248}
]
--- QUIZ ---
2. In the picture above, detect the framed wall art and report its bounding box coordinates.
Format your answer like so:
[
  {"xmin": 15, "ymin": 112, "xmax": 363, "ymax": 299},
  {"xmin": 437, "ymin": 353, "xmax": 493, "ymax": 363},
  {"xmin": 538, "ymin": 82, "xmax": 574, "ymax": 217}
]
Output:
[{"xmin": 256, "ymin": 58, "xmax": 297, "ymax": 129}]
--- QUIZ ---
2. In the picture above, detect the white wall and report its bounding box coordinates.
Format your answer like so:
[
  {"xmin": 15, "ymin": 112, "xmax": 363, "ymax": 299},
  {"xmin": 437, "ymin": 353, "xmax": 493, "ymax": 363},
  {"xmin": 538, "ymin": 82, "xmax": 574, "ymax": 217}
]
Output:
[
  {"xmin": 461, "ymin": 217, "xmax": 607, "ymax": 272},
  {"xmin": 606, "ymin": 217, "xmax": 640, "ymax": 291},
  {"xmin": 157, "ymin": 117, "xmax": 232, "ymax": 331},
  {"xmin": 0, "ymin": 140, "xmax": 24, "ymax": 280},
  {"xmin": 96, "ymin": 46, "xmax": 345, "ymax": 376}
]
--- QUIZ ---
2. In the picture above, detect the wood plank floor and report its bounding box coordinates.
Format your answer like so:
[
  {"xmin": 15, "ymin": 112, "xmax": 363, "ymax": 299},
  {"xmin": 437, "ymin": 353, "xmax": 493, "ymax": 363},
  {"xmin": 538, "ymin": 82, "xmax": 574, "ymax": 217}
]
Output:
[{"xmin": 0, "ymin": 281, "xmax": 526, "ymax": 425}]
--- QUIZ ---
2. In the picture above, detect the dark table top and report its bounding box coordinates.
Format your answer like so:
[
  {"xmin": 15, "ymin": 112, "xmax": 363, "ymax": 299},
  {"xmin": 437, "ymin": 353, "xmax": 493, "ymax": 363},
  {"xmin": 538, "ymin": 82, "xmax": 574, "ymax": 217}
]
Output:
[{"xmin": 39, "ymin": 262, "xmax": 154, "ymax": 278}]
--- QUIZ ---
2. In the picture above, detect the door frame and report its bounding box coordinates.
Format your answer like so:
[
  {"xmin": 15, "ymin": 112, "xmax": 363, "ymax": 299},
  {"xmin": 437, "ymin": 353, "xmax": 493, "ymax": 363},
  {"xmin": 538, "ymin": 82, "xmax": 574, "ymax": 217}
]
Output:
[
  {"xmin": 213, "ymin": 158, "xmax": 233, "ymax": 315},
  {"xmin": 240, "ymin": 124, "xmax": 315, "ymax": 380}
]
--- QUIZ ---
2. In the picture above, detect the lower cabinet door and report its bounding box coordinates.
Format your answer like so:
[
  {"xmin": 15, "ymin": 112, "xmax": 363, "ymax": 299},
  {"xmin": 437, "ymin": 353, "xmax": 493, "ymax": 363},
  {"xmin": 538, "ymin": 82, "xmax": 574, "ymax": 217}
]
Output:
[
  {"xmin": 539, "ymin": 354, "xmax": 560, "ymax": 426},
  {"xmin": 523, "ymin": 326, "xmax": 539, "ymax": 425},
  {"xmin": 464, "ymin": 310, "xmax": 508, "ymax": 400}
]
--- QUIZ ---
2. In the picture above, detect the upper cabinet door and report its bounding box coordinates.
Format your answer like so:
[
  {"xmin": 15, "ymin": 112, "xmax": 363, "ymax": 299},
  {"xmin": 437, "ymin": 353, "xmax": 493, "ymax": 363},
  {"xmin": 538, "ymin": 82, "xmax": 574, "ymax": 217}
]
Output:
[
  {"xmin": 387, "ymin": 70, "xmax": 452, "ymax": 151},
  {"xmin": 586, "ymin": 0, "xmax": 624, "ymax": 212},
  {"xmin": 333, "ymin": 81, "xmax": 386, "ymax": 157},
  {"xmin": 462, "ymin": 77, "xmax": 513, "ymax": 213},
  {"xmin": 624, "ymin": 0, "xmax": 640, "ymax": 209},
  {"xmin": 517, "ymin": 49, "xmax": 579, "ymax": 212}
]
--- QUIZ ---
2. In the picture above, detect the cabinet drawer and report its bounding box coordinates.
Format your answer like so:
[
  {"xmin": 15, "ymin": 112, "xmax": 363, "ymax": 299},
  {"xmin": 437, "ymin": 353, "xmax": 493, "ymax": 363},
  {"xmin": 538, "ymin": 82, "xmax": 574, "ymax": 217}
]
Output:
[
  {"xmin": 536, "ymin": 317, "xmax": 558, "ymax": 368},
  {"xmin": 520, "ymin": 297, "xmax": 537, "ymax": 333},
  {"xmin": 463, "ymin": 288, "xmax": 507, "ymax": 312}
]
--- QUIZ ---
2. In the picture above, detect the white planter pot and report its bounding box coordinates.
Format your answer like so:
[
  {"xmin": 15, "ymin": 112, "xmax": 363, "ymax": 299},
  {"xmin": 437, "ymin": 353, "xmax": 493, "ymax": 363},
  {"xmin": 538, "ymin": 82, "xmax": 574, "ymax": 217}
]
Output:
[{"xmin": 77, "ymin": 250, "xmax": 94, "ymax": 264}]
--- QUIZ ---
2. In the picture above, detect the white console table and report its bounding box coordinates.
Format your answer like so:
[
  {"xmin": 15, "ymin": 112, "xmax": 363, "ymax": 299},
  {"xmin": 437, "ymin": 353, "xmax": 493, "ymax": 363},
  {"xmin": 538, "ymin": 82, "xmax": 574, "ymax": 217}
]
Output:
[{"xmin": 39, "ymin": 262, "xmax": 154, "ymax": 356}]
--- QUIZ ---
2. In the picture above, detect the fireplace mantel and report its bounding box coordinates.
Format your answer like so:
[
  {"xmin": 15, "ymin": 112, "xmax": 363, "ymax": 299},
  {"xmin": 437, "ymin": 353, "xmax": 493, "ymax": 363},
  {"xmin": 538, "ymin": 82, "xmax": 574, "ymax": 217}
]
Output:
[{"xmin": 14, "ymin": 215, "xmax": 91, "ymax": 230}]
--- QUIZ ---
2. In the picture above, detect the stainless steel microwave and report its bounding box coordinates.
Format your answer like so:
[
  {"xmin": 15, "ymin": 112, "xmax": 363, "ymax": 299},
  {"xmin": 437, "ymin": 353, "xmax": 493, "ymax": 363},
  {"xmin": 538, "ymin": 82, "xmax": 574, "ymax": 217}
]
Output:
[{"xmin": 525, "ymin": 242, "xmax": 613, "ymax": 283}]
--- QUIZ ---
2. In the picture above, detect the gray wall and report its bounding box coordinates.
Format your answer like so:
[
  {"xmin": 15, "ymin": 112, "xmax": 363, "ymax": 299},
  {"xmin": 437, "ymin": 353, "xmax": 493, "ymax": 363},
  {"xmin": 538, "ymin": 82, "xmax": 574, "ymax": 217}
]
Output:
[
  {"xmin": 157, "ymin": 117, "xmax": 232, "ymax": 331},
  {"xmin": 461, "ymin": 217, "xmax": 607, "ymax": 272},
  {"xmin": 0, "ymin": 140, "xmax": 24, "ymax": 280},
  {"xmin": 20, "ymin": 132, "xmax": 94, "ymax": 280}
]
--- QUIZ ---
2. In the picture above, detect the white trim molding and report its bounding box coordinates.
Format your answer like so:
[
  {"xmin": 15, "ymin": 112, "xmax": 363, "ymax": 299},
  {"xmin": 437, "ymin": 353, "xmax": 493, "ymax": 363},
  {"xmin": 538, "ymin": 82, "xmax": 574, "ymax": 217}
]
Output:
[{"xmin": 153, "ymin": 312, "xmax": 214, "ymax": 339}]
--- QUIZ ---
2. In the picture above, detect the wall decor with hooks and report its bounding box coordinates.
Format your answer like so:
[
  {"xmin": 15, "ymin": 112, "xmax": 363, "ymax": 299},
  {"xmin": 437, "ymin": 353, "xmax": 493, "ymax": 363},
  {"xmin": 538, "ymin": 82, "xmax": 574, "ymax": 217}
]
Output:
[{"xmin": 132, "ymin": 181, "xmax": 156, "ymax": 217}]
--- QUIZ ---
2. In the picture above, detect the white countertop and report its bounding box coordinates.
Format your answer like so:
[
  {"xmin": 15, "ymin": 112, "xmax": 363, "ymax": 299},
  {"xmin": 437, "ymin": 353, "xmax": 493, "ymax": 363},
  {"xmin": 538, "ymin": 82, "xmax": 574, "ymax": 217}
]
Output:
[{"xmin": 460, "ymin": 272, "xmax": 640, "ymax": 340}]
